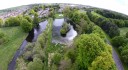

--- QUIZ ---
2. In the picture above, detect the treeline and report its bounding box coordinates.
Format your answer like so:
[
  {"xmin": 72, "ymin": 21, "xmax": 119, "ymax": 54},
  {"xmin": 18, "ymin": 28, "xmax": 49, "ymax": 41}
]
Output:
[
  {"xmin": 96, "ymin": 10, "xmax": 128, "ymax": 28},
  {"xmin": 96, "ymin": 9, "xmax": 128, "ymax": 20},
  {"xmin": 16, "ymin": 18, "xmax": 53, "ymax": 70},
  {"xmin": 109, "ymin": 19, "xmax": 128, "ymax": 28},
  {"xmin": 87, "ymin": 11, "xmax": 120, "ymax": 38},
  {"xmin": 111, "ymin": 33, "xmax": 128, "ymax": 64}
]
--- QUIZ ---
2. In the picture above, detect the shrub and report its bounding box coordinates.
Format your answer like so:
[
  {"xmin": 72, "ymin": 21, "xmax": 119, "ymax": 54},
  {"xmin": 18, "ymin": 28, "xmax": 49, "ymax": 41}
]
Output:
[
  {"xmin": 5, "ymin": 17, "xmax": 20, "ymax": 26},
  {"xmin": 27, "ymin": 58, "xmax": 43, "ymax": 70},
  {"xmin": 0, "ymin": 31, "xmax": 8, "ymax": 45},
  {"xmin": 60, "ymin": 22, "xmax": 70, "ymax": 36},
  {"xmin": 52, "ymin": 53, "xmax": 62, "ymax": 65},
  {"xmin": 21, "ymin": 19, "xmax": 32, "ymax": 32},
  {"xmin": 0, "ymin": 18, "xmax": 3, "ymax": 27},
  {"xmin": 112, "ymin": 36, "xmax": 126, "ymax": 47},
  {"xmin": 24, "ymin": 15, "xmax": 32, "ymax": 23},
  {"xmin": 126, "ymin": 32, "xmax": 128, "ymax": 38},
  {"xmin": 121, "ymin": 44, "xmax": 128, "ymax": 63}
]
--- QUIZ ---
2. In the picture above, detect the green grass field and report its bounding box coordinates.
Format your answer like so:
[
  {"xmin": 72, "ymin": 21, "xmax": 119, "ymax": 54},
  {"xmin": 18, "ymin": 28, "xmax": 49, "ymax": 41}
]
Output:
[
  {"xmin": 54, "ymin": 14, "xmax": 64, "ymax": 19},
  {"xmin": 0, "ymin": 26, "xmax": 27, "ymax": 70},
  {"xmin": 91, "ymin": 11, "xmax": 105, "ymax": 18},
  {"xmin": 119, "ymin": 27, "xmax": 128, "ymax": 36}
]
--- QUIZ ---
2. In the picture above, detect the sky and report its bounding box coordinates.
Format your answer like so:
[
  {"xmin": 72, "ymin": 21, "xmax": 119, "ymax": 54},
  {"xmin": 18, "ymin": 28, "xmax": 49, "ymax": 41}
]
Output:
[{"xmin": 0, "ymin": 0, "xmax": 128, "ymax": 15}]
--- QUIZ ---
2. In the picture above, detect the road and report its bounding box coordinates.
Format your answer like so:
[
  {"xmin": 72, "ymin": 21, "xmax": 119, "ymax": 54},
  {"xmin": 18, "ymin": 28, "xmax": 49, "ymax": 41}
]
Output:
[{"xmin": 106, "ymin": 39, "xmax": 124, "ymax": 70}]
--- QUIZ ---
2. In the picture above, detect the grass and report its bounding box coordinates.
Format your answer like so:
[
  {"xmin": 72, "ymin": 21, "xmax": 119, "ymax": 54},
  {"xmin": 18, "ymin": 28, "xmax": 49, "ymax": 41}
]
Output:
[
  {"xmin": 91, "ymin": 11, "xmax": 105, "ymax": 18},
  {"xmin": 77, "ymin": 10, "xmax": 86, "ymax": 14},
  {"xmin": 119, "ymin": 27, "xmax": 128, "ymax": 36},
  {"xmin": 0, "ymin": 26, "xmax": 27, "ymax": 70},
  {"xmin": 54, "ymin": 14, "xmax": 64, "ymax": 19}
]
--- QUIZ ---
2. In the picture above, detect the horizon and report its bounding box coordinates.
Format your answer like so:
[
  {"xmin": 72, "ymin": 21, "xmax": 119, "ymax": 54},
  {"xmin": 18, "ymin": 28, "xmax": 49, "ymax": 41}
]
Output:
[{"xmin": 0, "ymin": 0, "xmax": 128, "ymax": 15}]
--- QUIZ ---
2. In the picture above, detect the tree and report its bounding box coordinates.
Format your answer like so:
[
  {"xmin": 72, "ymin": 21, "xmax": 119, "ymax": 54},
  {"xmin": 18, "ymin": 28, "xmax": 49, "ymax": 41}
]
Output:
[
  {"xmin": 60, "ymin": 22, "xmax": 70, "ymax": 37},
  {"xmin": 29, "ymin": 9, "xmax": 35, "ymax": 15},
  {"xmin": 52, "ymin": 53, "xmax": 62, "ymax": 65},
  {"xmin": 0, "ymin": 18, "xmax": 3, "ymax": 27},
  {"xmin": 126, "ymin": 32, "xmax": 128, "ymax": 38},
  {"xmin": 121, "ymin": 44, "xmax": 128, "ymax": 63},
  {"xmin": 21, "ymin": 19, "xmax": 32, "ymax": 32},
  {"xmin": 74, "ymin": 34, "xmax": 111, "ymax": 69},
  {"xmin": 5, "ymin": 17, "xmax": 20, "ymax": 26},
  {"xmin": 112, "ymin": 36, "xmax": 126, "ymax": 47},
  {"xmin": 0, "ymin": 31, "xmax": 8, "ymax": 45},
  {"xmin": 33, "ymin": 13, "xmax": 40, "ymax": 27},
  {"xmin": 63, "ymin": 6, "xmax": 72, "ymax": 18},
  {"xmin": 27, "ymin": 58, "xmax": 43, "ymax": 70},
  {"xmin": 89, "ymin": 52, "xmax": 117, "ymax": 70},
  {"xmin": 24, "ymin": 15, "xmax": 32, "ymax": 23}
]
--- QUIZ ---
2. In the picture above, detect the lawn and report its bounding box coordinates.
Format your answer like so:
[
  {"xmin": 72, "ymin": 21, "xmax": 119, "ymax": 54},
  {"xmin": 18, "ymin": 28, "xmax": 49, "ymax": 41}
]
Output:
[
  {"xmin": 0, "ymin": 26, "xmax": 27, "ymax": 70},
  {"xmin": 91, "ymin": 11, "xmax": 105, "ymax": 18},
  {"xmin": 54, "ymin": 14, "xmax": 64, "ymax": 19},
  {"xmin": 119, "ymin": 27, "xmax": 128, "ymax": 36}
]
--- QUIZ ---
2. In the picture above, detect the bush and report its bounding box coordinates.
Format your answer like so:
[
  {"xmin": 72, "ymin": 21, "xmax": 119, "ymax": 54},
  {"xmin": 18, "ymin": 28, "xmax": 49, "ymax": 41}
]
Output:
[
  {"xmin": 60, "ymin": 22, "xmax": 70, "ymax": 36},
  {"xmin": 0, "ymin": 31, "xmax": 8, "ymax": 45},
  {"xmin": 0, "ymin": 18, "xmax": 3, "ymax": 27},
  {"xmin": 24, "ymin": 15, "xmax": 32, "ymax": 23},
  {"xmin": 21, "ymin": 19, "xmax": 32, "ymax": 32},
  {"xmin": 5, "ymin": 17, "xmax": 20, "ymax": 26},
  {"xmin": 112, "ymin": 36, "xmax": 126, "ymax": 47},
  {"xmin": 27, "ymin": 58, "xmax": 43, "ymax": 70},
  {"xmin": 52, "ymin": 53, "xmax": 61, "ymax": 65},
  {"xmin": 126, "ymin": 32, "xmax": 128, "ymax": 38},
  {"xmin": 121, "ymin": 45, "xmax": 128, "ymax": 63}
]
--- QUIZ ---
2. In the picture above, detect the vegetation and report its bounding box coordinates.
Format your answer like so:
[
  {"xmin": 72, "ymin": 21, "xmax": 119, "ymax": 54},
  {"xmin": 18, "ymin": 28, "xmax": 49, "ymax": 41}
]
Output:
[
  {"xmin": 87, "ymin": 11, "xmax": 120, "ymax": 38},
  {"xmin": 74, "ymin": 34, "xmax": 116, "ymax": 70},
  {"xmin": 5, "ymin": 16, "xmax": 21, "ymax": 26},
  {"xmin": 120, "ymin": 27, "xmax": 128, "ymax": 36},
  {"xmin": 0, "ymin": 18, "xmax": 3, "ymax": 27},
  {"xmin": 21, "ymin": 19, "xmax": 32, "ymax": 32},
  {"xmin": 0, "ymin": 27, "xmax": 27, "ymax": 70},
  {"xmin": 60, "ymin": 22, "xmax": 70, "ymax": 36},
  {"xmin": 1, "ymin": 3, "xmax": 128, "ymax": 70}
]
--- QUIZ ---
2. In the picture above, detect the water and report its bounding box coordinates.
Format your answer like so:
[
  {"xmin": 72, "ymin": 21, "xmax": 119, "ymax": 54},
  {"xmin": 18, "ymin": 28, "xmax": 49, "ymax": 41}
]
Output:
[
  {"xmin": 52, "ymin": 18, "xmax": 78, "ymax": 45},
  {"xmin": 8, "ymin": 20, "xmax": 48, "ymax": 70}
]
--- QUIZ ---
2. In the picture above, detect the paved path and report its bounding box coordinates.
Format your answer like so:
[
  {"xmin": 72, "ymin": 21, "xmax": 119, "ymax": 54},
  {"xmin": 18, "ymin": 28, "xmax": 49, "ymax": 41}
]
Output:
[{"xmin": 106, "ymin": 39, "xmax": 124, "ymax": 70}]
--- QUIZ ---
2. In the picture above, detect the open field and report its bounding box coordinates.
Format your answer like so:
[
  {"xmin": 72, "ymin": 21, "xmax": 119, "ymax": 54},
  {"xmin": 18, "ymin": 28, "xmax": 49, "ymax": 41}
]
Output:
[
  {"xmin": 0, "ymin": 26, "xmax": 27, "ymax": 70},
  {"xmin": 54, "ymin": 14, "xmax": 64, "ymax": 19},
  {"xmin": 119, "ymin": 27, "xmax": 128, "ymax": 36}
]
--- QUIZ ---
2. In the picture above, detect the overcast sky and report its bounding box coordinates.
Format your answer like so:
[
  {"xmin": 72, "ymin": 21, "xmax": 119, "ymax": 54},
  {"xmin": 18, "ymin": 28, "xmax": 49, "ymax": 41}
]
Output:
[{"xmin": 0, "ymin": 0, "xmax": 128, "ymax": 15}]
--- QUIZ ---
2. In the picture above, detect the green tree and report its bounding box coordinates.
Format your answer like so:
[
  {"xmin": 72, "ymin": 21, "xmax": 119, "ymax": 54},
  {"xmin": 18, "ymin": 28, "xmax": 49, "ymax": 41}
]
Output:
[
  {"xmin": 52, "ymin": 53, "xmax": 62, "ymax": 65},
  {"xmin": 63, "ymin": 6, "xmax": 72, "ymax": 18},
  {"xmin": 5, "ymin": 17, "xmax": 20, "ymax": 26},
  {"xmin": 60, "ymin": 22, "xmax": 70, "ymax": 36},
  {"xmin": 121, "ymin": 44, "xmax": 128, "ymax": 63},
  {"xmin": 112, "ymin": 36, "xmax": 126, "ymax": 47},
  {"xmin": 24, "ymin": 15, "xmax": 32, "ymax": 23},
  {"xmin": 29, "ymin": 9, "xmax": 35, "ymax": 15},
  {"xmin": 74, "ymin": 34, "xmax": 111, "ymax": 69},
  {"xmin": 0, "ymin": 18, "xmax": 3, "ymax": 27},
  {"xmin": 33, "ymin": 13, "xmax": 40, "ymax": 27},
  {"xmin": 21, "ymin": 19, "xmax": 32, "ymax": 32},
  {"xmin": 27, "ymin": 58, "xmax": 43, "ymax": 70},
  {"xmin": 89, "ymin": 52, "xmax": 117, "ymax": 70},
  {"xmin": 126, "ymin": 32, "xmax": 128, "ymax": 38}
]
